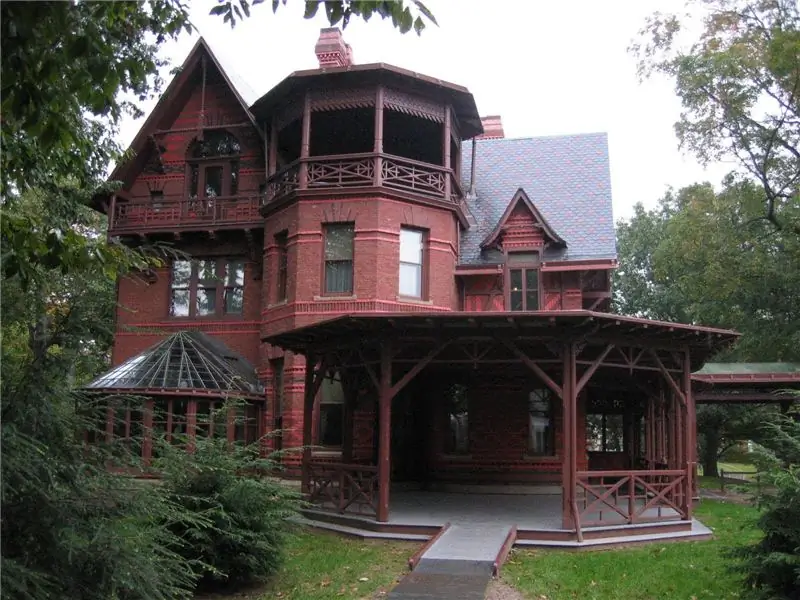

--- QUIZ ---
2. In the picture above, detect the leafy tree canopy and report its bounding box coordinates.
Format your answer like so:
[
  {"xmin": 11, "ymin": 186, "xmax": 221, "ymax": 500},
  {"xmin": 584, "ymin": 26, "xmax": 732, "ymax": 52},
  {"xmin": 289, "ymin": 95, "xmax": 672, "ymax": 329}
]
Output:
[{"xmin": 633, "ymin": 0, "xmax": 800, "ymax": 235}]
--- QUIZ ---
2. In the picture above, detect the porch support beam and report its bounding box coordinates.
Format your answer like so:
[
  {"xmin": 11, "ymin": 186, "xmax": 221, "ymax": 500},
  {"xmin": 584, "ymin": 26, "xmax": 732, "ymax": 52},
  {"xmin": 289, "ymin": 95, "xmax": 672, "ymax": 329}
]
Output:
[
  {"xmin": 575, "ymin": 343, "xmax": 614, "ymax": 395},
  {"xmin": 301, "ymin": 353, "xmax": 329, "ymax": 494},
  {"xmin": 649, "ymin": 349, "xmax": 686, "ymax": 407},
  {"xmin": 299, "ymin": 91, "xmax": 311, "ymax": 188},
  {"xmin": 377, "ymin": 341, "xmax": 393, "ymax": 523},
  {"xmin": 683, "ymin": 348, "xmax": 695, "ymax": 517},
  {"xmin": 561, "ymin": 342, "xmax": 577, "ymax": 530},
  {"xmin": 498, "ymin": 337, "xmax": 563, "ymax": 398},
  {"xmin": 389, "ymin": 340, "xmax": 450, "ymax": 399}
]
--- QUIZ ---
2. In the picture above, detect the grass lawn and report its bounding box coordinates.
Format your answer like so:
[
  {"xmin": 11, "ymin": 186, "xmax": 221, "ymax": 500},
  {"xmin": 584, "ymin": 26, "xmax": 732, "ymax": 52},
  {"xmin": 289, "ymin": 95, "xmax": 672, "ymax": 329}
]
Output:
[
  {"xmin": 502, "ymin": 500, "xmax": 761, "ymax": 600},
  {"xmin": 198, "ymin": 528, "xmax": 414, "ymax": 600}
]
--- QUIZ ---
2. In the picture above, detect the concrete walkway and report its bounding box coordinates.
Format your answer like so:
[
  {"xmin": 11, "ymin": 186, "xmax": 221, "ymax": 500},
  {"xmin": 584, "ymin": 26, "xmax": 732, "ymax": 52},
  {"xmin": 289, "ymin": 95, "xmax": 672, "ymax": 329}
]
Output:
[{"xmin": 388, "ymin": 524, "xmax": 513, "ymax": 599}]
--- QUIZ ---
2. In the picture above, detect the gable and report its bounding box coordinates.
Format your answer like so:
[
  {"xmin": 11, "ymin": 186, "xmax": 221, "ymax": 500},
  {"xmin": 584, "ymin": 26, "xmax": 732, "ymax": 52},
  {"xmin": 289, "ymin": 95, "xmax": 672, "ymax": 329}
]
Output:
[
  {"xmin": 480, "ymin": 188, "xmax": 566, "ymax": 252},
  {"xmin": 95, "ymin": 38, "xmax": 262, "ymax": 207}
]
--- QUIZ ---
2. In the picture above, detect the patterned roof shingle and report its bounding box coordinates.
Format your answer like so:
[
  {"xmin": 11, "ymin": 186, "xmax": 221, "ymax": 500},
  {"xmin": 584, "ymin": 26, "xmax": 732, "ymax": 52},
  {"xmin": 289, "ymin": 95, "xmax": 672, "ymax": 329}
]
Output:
[{"xmin": 459, "ymin": 133, "xmax": 617, "ymax": 264}]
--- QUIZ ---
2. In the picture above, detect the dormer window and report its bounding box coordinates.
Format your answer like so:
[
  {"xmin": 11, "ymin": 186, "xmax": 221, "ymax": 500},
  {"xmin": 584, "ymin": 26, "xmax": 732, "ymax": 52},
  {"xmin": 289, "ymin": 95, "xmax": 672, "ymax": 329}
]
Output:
[
  {"xmin": 507, "ymin": 252, "xmax": 540, "ymax": 311},
  {"xmin": 187, "ymin": 131, "xmax": 241, "ymax": 200}
]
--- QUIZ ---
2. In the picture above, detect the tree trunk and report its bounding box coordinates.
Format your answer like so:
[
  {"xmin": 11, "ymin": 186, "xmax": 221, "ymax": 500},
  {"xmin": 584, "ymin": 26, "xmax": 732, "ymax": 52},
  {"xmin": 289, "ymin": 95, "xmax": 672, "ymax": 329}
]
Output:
[{"xmin": 702, "ymin": 431, "xmax": 720, "ymax": 478}]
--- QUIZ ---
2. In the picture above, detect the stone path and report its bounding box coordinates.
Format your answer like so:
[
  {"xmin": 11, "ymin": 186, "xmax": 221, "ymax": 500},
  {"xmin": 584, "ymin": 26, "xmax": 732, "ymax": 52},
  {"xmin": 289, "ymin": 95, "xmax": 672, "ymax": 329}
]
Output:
[{"xmin": 387, "ymin": 524, "xmax": 513, "ymax": 599}]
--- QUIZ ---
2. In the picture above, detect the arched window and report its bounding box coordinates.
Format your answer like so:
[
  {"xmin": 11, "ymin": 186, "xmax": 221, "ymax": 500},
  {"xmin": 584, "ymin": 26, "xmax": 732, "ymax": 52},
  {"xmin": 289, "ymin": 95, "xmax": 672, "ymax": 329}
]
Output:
[{"xmin": 186, "ymin": 130, "xmax": 241, "ymax": 199}]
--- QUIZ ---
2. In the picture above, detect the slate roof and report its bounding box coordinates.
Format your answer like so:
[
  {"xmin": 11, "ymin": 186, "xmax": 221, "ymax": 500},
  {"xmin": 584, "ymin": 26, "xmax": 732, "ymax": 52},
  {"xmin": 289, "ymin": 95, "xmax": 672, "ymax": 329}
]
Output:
[
  {"xmin": 85, "ymin": 331, "xmax": 263, "ymax": 396},
  {"xmin": 459, "ymin": 133, "xmax": 616, "ymax": 265}
]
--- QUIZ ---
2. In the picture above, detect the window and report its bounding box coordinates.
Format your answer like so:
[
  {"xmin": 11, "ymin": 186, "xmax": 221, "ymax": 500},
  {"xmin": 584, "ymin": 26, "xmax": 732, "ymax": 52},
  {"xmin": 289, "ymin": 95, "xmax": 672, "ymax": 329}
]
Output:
[
  {"xmin": 586, "ymin": 413, "xmax": 625, "ymax": 452},
  {"xmin": 528, "ymin": 389, "xmax": 555, "ymax": 456},
  {"xmin": 399, "ymin": 228, "xmax": 424, "ymax": 298},
  {"xmin": 234, "ymin": 403, "xmax": 261, "ymax": 445},
  {"xmin": 323, "ymin": 223, "xmax": 354, "ymax": 294},
  {"xmin": 275, "ymin": 232, "xmax": 288, "ymax": 302},
  {"xmin": 169, "ymin": 259, "xmax": 245, "ymax": 318},
  {"xmin": 187, "ymin": 130, "xmax": 241, "ymax": 199},
  {"xmin": 444, "ymin": 384, "xmax": 469, "ymax": 455},
  {"xmin": 150, "ymin": 190, "xmax": 164, "ymax": 211},
  {"xmin": 508, "ymin": 252, "xmax": 539, "ymax": 311},
  {"xmin": 318, "ymin": 372, "xmax": 344, "ymax": 447}
]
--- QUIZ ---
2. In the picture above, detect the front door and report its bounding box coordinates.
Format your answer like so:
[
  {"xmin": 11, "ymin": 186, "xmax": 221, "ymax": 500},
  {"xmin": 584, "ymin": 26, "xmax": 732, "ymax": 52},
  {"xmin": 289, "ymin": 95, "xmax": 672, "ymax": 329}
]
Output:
[{"xmin": 390, "ymin": 384, "xmax": 429, "ymax": 483}]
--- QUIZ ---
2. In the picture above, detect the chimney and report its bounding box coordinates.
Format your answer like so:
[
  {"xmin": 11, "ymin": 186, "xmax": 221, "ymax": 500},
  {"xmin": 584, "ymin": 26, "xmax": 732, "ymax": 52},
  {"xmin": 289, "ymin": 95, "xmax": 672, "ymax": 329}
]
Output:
[
  {"xmin": 476, "ymin": 115, "xmax": 504, "ymax": 140},
  {"xmin": 314, "ymin": 27, "xmax": 354, "ymax": 68}
]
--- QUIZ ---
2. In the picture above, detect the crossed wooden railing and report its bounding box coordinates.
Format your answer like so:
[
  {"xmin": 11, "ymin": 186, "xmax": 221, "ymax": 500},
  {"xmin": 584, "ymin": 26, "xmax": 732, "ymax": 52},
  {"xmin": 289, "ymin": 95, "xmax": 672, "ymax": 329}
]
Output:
[
  {"xmin": 576, "ymin": 469, "xmax": 688, "ymax": 527},
  {"xmin": 110, "ymin": 194, "xmax": 262, "ymax": 234},
  {"xmin": 264, "ymin": 152, "xmax": 463, "ymax": 207},
  {"xmin": 307, "ymin": 461, "xmax": 379, "ymax": 516}
]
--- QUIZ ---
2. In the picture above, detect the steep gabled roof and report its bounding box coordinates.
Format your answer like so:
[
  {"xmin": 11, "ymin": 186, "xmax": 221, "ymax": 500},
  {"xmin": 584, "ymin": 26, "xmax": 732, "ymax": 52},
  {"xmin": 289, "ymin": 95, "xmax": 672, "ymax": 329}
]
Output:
[
  {"xmin": 460, "ymin": 133, "xmax": 616, "ymax": 265},
  {"xmin": 85, "ymin": 331, "xmax": 263, "ymax": 396},
  {"xmin": 96, "ymin": 37, "xmax": 261, "ymax": 208},
  {"xmin": 480, "ymin": 188, "xmax": 566, "ymax": 250}
]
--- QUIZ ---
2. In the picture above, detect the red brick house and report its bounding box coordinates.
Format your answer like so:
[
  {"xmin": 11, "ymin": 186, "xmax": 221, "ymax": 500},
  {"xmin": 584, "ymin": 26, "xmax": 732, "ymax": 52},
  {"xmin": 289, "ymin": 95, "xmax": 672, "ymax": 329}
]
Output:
[{"xmin": 88, "ymin": 30, "xmax": 741, "ymax": 542}]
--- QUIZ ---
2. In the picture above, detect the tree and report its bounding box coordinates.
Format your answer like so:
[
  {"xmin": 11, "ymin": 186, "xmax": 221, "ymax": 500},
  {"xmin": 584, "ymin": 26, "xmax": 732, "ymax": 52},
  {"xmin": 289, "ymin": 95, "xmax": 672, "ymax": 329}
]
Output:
[
  {"xmin": 633, "ymin": 0, "xmax": 800, "ymax": 235},
  {"xmin": 732, "ymin": 408, "xmax": 800, "ymax": 599},
  {"xmin": 614, "ymin": 177, "xmax": 800, "ymax": 475}
]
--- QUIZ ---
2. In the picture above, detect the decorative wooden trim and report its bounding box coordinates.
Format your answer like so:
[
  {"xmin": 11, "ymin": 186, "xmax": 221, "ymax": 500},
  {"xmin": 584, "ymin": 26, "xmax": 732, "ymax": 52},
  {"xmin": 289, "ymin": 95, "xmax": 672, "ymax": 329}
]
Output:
[
  {"xmin": 309, "ymin": 87, "xmax": 375, "ymax": 112},
  {"xmin": 383, "ymin": 87, "xmax": 445, "ymax": 122},
  {"xmin": 274, "ymin": 98, "xmax": 303, "ymax": 132}
]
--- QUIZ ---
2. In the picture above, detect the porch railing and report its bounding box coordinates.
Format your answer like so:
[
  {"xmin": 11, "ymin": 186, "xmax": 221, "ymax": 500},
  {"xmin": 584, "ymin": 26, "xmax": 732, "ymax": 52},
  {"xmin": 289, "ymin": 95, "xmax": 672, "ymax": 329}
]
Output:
[
  {"xmin": 576, "ymin": 469, "xmax": 688, "ymax": 527},
  {"xmin": 307, "ymin": 461, "xmax": 379, "ymax": 516},
  {"xmin": 263, "ymin": 152, "xmax": 463, "ymax": 207},
  {"xmin": 110, "ymin": 194, "xmax": 263, "ymax": 234}
]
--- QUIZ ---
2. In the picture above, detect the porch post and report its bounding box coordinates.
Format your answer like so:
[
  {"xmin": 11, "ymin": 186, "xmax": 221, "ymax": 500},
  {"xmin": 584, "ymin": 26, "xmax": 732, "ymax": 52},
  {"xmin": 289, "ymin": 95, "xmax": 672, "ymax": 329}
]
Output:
[
  {"xmin": 561, "ymin": 343, "xmax": 576, "ymax": 529},
  {"xmin": 377, "ymin": 341, "xmax": 393, "ymax": 523},
  {"xmin": 374, "ymin": 86, "xmax": 384, "ymax": 187},
  {"xmin": 683, "ymin": 349, "xmax": 695, "ymax": 517},
  {"xmin": 341, "ymin": 370, "xmax": 357, "ymax": 464},
  {"xmin": 301, "ymin": 353, "xmax": 317, "ymax": 494},
  {"xmin": 186, "ymin": 399, "xmax": 197, "ymax": 453},
  {"xmin": 299, "ymin": 91, "xmax": 311, "ymax": 189},
  {"xmin": 443, "ymin": 105, "xmax": 451, "ymax": 200},
  {"xmin": 142, "ymin": 399, "xmax": 154, "ymax": 466}
]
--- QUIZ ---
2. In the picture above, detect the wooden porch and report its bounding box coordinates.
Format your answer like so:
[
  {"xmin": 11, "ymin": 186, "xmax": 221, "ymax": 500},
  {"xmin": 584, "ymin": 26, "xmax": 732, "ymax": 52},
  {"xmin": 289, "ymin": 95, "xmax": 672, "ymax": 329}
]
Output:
[{"xmin": 263, "ymin": 311, "xmax": 738, "ymax": 543}]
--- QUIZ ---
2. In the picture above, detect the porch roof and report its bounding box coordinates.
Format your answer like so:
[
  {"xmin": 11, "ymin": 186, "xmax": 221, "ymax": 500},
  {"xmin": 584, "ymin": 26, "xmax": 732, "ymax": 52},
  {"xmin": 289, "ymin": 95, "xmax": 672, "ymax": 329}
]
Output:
[{"xmin": 263, "ymin": 311, "xmax": 738, "ymax": 360}]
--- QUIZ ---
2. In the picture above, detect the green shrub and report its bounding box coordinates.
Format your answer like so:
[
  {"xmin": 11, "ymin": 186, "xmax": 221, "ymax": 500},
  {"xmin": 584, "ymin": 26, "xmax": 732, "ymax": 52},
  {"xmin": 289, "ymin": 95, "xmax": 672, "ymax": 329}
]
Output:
[
  {"xmin": 732, "ymin": 410, "xmax": 800, "ymax": 600},
  {"xmin": 154, "ymin": 407, "xmax": 300, "ymax": 592}
]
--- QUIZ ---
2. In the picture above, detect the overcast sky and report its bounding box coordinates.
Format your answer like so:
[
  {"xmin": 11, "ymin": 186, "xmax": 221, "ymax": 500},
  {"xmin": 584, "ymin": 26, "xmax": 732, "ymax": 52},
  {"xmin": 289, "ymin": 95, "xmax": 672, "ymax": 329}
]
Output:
[{"xmin": 118, "ymin": 0, "xmax": 734, "ymax": 222}]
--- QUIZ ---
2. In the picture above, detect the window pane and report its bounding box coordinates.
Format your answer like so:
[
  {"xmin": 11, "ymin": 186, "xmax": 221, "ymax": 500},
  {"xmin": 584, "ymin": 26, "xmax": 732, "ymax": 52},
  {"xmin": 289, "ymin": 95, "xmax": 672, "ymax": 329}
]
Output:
[
  {"xmin": 170, "ymin": 289, "xmax": 190, "ymax": 316},
  {"xmin": 319, "ymin": 404, "xmax": 343, "ymax": 446},
  {"xmin": 230, "ymin": 160, "xmax": 239, "ymax": 195},
  {"xmin": 399, "ymin": 263, "xmax": 421, "ymax": 297},
  {"xmin": 197, "ymin": 260, "xmax": 217, "ymax": 282},
  {"xmin": 399, "ymin": 228, "xmax": 423, "ymax": 264},
  {"xmin": 526, "ymin": 292, "xmax": 538, "ymax": 310},
  {"xmin": 510, "ymin": 291, "xmax": 523, "ymax": 311},
  {"xmin": 172, "ymin": 261, "xmax": 192, "ymax": 287},
  {"xmin": 190, "ymin": 164, "xmax": 199, "ymax": 197},
  {"xmin": 225, "ymin": 287, "xmax": 243, "ymax": 313},
  {"xmin": 444, "ymin": 384, "xmax": 469, "ymax": 455},
  {"xmin": 509, "ymin": 269, "xmax": 523, "ymax": 291},
  {"xmin": 586, "ymin": 414, "xmax": 604, "ymax": 452},
  {"xmin": 324, "ymin": 224, "xmax": 354, "ymax": 261},
  {"xmin": 526, "ymin": 269, "xmax": 538, "ymax": 290},
  {"xmin": 528, "ymin": 390, "xmax": 553, "ymax": 455},
  {"xmin": 204, "ymin": 166, "xmax": 223, "ymax": 197},
  {"xmin": 325, "ymin": 261, "xmax": 353, "ymax": 294},
  {"xmin": 196, "ymin": 288, "xmax": 216, "ymax": 315},
  {"xmin": 225, "ymin": 261, "xmax": 245, "ymax": 286},
  {"xmin": 605, "ymin": 414, "xmax": 625, "ymax": 452},
  {"xmin": 321, "ymin": 372, "xmax": 345, "ymax": 405}
]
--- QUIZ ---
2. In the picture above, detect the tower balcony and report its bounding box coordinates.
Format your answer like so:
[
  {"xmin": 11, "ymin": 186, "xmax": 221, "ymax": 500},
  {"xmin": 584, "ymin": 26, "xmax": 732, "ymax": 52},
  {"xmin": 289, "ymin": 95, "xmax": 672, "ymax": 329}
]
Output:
[{"xmin": 262, "ymin": 151, "xmax": 464, "ymax": 209}]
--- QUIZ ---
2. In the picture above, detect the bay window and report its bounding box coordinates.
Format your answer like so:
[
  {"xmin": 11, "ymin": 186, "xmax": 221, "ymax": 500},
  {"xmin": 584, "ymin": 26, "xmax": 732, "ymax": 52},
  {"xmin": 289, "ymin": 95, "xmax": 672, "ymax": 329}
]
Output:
[
  {"xmin": 169, "ymin": 259, "xmax": 245, "ymax": 318},
  {"xmin": 323, "ymin": 223, "xmax": 355, "ymax": 294},
  {"xmin": 399, "ymin": 227, "xmax": 424, "ymax": 298}
]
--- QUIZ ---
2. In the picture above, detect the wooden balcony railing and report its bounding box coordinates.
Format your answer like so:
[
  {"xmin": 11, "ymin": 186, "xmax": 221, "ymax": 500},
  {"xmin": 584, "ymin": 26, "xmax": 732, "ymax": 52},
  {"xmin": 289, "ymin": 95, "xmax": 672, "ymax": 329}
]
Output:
[
  {"xmin": 307, "ymin": 461, "xmax": 379, "ymax": 516},
  {"xmin": 576, "ymin": 469, "xmax": 688, "ymax": 527},
  {"xmin": 110, "ymin": 194, "xmax": 263, "ymax": 234},
  {"xmin": 264, "ymin": 153, "xmax": 464, "ymax": 208}
]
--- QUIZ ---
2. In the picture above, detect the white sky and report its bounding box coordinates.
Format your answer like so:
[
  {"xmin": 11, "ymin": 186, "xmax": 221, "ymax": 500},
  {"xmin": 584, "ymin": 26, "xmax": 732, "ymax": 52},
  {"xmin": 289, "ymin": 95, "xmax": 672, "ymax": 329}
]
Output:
[{"xmin": 118, "ymin": 0, "xmax": 735, "ymax": 222}]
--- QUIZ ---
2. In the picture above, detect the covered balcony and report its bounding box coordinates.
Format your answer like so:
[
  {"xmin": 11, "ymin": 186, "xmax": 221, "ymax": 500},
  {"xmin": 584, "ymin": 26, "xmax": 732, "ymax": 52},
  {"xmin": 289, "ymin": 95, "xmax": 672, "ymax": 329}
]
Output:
[{"xmin": 250, "ymin": 64, "xmax": 482, "ymax": 216}]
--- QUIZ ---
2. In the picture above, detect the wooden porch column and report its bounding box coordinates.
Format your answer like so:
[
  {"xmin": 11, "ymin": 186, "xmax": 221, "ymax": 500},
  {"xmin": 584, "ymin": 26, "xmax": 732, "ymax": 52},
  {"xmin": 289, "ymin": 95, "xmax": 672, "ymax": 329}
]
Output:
[
  {"xmin": 683, "ymin": 349, "xmax": 695, "ymax": 517},
  {"xmin": 267, "ymin": 115, "xmax": 277, "ymax": 177},
  {"xmin": 374, "ymin": 86, "xmax": 384, "ymax": 187},
  {"xmin": 561, "ymin": 343, "xmax": 577, "ymax": 529},
  {"xmin": 186, "ymin": 399, "xmax": 197, "ymax": 453},
  {"xmin": 377, "ymin": 341, "xmax": 393, "ymax": 523},
  {"xmin": 443, "ymin": 106, "xmax": 452, "ymax": 200},
  {"xmin": 301, "ymin": 353, "xmax": 317, "ymax": 494},
  {"xmin": 341, "ymin": 371, "xmax": 357, "ymax": 464},
  {"xmin": 299, "ymin": 92, "xmax": 311, "ymax": 189}
]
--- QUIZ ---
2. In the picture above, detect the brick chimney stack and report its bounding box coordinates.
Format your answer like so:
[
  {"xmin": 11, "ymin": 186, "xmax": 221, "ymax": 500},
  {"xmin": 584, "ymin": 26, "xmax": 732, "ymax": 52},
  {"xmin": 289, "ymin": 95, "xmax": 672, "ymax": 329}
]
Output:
[
  {"xmin": 315, "ymin": 27, "xmax": 354, "ymax": 68},
  {"xmin": 476, "ymin": 116, "xmax": 505, "ymax": 140}
]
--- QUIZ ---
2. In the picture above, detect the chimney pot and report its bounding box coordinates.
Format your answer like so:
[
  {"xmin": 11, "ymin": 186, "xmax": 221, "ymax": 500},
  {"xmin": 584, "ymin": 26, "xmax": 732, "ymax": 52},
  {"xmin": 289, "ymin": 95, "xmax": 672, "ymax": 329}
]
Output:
[
  {"xmin": 476, "ymin": 115, "xmax": 504, "ymax": 140},
  {"xmin": 314, "ymin": 27, "xmax": 354, "ymax": 68}
]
